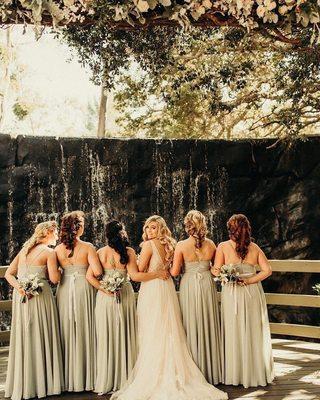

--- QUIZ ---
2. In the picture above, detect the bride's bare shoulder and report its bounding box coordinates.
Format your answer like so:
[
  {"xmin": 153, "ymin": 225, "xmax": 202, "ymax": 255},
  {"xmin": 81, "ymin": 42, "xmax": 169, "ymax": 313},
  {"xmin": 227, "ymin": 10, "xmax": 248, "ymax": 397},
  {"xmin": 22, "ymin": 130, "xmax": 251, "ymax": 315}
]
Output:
[{"xmin": 140, "ymin": 240, "xmax": 152, "ymax": 250}]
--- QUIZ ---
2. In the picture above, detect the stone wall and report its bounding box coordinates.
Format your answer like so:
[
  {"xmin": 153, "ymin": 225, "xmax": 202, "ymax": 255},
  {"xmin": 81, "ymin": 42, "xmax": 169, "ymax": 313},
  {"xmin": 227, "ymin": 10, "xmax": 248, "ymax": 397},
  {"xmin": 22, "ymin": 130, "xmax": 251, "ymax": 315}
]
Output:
[{"xmin": 0, "ymin": 134, "xmax": 319, "ymax": 327}]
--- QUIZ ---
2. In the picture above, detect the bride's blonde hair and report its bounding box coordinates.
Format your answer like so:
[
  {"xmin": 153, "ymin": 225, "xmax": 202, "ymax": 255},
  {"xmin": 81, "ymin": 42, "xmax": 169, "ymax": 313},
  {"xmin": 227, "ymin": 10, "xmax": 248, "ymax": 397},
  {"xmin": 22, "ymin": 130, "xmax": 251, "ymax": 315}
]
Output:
[
  {"xmin": 22, "ymin": 221, "xmax": 57, "ymax": 256},
  {"xmin": 142, "ymin": 215, "xmax": 176, "ymax": 263},
  {"xmin": 184, "ymin": 210, "xmax": 207, "ymax": 249}
]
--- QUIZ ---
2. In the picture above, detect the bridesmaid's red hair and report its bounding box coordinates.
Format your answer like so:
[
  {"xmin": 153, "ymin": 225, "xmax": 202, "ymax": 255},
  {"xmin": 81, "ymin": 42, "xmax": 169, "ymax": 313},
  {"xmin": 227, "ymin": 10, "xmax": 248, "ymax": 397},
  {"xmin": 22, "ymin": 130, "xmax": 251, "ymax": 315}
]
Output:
[
  {"xmin": 60, "ymin": 211, "xmax": 84, "ymax": 256},
  {"xmin": 227, "ymin": 214, "xmax": 252, "ymax": 260}
]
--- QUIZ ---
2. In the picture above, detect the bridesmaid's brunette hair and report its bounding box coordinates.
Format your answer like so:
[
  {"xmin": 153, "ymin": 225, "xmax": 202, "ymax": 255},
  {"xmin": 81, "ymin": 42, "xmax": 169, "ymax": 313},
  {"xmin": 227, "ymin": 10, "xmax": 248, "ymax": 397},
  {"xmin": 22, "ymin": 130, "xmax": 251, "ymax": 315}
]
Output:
[
  {"xmin": 227, "ymin": 214, "xmax": 252, "ymax": 261},
  {"xmin": 60, "ymin": 210, "xmax": 84, "ymax": 257},
  {"xmin": 184, "ymin": 210, "xmax": 208, "ymax": 249},
  {"xmin": 23, "ymin": 221, "xmax": 57, "ymax": 256},
  {"xmin": 106, "ymin": 220, "xmax": 129, "ymax": 265}
]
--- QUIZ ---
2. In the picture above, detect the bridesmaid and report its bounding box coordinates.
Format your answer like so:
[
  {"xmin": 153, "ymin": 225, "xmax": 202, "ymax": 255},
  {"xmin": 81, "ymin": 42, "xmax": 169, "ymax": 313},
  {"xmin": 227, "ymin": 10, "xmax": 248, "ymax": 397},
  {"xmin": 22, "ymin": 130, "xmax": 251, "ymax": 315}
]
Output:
[
  {"xmin": 171, "ymin": 210, "xmax": 222, "ymax": 385},
  {"xmin": 55, "ymin": 210, "xmax": 102, "ymax": 392},
  {"xmin": 5, "ymin": 221, "xmax": 64, "ymax": 400},
  {"xmin": 213, "ymin": 214, "xmax": 274, "ymax": 388},
  {"xmin": 87, "ymin": 220, "xmax": 170, "ymax": 395}
]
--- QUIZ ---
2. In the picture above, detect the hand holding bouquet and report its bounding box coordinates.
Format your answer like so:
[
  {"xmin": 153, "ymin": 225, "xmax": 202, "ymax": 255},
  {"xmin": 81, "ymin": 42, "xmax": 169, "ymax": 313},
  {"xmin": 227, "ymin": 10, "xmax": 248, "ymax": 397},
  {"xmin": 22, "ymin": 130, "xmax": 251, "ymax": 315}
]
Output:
[
  {"xmin": 213, "ymin": 264, "xmax": 241, "ymax": 286},
  {"xmin": 17, "ymin": 273, "xmax": 44, "ymax": 303},
  {"xmin": 99, "ymin": 270, "xmax": 128, "ymax": 303}
]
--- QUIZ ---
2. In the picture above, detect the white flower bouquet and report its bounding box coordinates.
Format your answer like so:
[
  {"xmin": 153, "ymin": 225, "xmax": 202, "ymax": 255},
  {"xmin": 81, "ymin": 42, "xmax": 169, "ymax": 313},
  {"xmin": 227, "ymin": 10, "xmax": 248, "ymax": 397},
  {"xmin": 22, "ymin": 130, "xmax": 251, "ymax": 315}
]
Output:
[
  {"xmin": 17, "ymin": 273, "xmax": 44, "ymax": 303},
  {"xmin": 99, "ymin": 270, "xmax": 128, "ymax": 303},
  {"xmin": 213, "ymin": 264, "xmax": 241, "ymax": 286}
]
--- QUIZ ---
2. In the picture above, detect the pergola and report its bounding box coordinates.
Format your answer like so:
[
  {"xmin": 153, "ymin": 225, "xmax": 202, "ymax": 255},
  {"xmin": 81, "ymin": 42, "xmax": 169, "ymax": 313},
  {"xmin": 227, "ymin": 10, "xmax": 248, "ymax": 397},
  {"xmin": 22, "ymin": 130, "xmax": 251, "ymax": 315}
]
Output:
[{"xmin": 0, "ymin": 0, "xmax": 318, "ymax": 46}]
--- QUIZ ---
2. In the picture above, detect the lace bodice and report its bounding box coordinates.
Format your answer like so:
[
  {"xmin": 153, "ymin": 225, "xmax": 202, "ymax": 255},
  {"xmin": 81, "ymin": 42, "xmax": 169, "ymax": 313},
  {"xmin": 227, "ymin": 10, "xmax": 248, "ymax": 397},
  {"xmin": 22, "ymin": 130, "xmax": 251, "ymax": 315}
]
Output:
[{"xmin": 148, "ymin": 240, "xmax": 170, "ymax": 272}]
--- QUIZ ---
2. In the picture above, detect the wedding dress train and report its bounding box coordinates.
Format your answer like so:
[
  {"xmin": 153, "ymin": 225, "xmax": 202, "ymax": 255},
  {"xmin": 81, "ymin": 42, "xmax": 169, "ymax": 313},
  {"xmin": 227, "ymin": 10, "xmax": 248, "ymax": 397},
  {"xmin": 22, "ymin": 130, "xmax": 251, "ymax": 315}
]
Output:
[{"xmin": 111, "ymin": 240, "xmax": 227, "ymax": 400}]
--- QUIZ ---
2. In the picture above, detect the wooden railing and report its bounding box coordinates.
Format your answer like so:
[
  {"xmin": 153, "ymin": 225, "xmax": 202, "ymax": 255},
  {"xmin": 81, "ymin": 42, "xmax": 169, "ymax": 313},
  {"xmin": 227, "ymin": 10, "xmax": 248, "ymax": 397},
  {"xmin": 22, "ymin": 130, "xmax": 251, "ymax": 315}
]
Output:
[{"xmin": 0, "ymin": 260, "xmax": 319, "ymax": 343}]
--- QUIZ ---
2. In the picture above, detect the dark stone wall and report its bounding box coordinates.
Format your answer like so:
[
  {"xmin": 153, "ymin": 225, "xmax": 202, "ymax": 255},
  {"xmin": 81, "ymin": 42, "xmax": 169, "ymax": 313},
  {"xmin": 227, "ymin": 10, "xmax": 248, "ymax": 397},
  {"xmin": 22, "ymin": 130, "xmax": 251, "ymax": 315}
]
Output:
[{"xmin": 0, "ymin": 134, "xmax": 319, "ymax": 327}]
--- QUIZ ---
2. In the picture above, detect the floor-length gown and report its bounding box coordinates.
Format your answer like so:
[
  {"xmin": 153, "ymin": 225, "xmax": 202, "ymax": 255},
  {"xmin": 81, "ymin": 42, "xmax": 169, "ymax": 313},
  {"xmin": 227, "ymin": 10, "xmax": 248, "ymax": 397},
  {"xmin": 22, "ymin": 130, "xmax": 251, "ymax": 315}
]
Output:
[
  {"xmin": 179, "ymin": 259, "xmax": 222, "ymax": 384},
  {"xmin": 5, "ymin": 259, "xmax": 64, "ymax": 400},
  {"xmin": 56, "ymin": 261, "xmax": 96, "ymax": 392},
  {"xmin": 111, "ymin": 240, "xmax": 228, "ymax": 400},
  {"xmin": 94, "ymin": 268, "xmax": 137, "ymax": 394},
  {"xmin": 221, "ymin": 261, "xmax": 274, "ymax": 388}
]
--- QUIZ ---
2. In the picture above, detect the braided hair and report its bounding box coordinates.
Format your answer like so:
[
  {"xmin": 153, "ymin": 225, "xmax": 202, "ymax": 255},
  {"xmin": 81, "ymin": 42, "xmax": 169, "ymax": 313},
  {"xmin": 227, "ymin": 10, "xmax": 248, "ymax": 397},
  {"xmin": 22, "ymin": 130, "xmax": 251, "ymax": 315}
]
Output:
[
  {"xmin": 60, "ymin": 210, "xmax": 84, "ymax": 257},
  {"xmin": 23, "ymin": 221, "xmax": 57, "ymax": 255},
  {"xmin": 227, "ymin": 214, "xmax": 252, "ymax": 260},
  {"xmin": 184, "ymin": 210, "xmax": 207, "ymax": 249}
]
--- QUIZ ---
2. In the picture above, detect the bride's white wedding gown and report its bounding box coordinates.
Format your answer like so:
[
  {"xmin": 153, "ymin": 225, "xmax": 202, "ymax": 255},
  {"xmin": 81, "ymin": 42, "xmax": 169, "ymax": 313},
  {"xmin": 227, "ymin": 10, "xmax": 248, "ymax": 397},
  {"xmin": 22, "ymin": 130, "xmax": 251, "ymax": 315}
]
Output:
[{"xmin": 111, "ymin": 240, "xmax": 228, "ymax": 400}]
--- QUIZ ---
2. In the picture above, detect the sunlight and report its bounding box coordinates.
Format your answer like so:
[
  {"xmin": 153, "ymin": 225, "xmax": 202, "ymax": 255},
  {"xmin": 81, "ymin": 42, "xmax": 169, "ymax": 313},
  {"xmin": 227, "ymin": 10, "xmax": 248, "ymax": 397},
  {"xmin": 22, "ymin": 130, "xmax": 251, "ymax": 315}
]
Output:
[{"xmin": 0, "ymin": 26, "xmax": 119, "ymax": 137}]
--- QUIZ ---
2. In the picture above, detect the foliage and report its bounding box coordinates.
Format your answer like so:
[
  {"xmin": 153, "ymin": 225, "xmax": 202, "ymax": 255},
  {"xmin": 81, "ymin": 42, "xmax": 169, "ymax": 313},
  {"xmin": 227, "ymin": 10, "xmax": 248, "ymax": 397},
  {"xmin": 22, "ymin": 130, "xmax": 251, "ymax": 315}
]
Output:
[
  {"xmin": 53, "ymin": 2, "xmax": 320, "ymax": 140},
  {"xmin": 313, "ymin": 283, "xmax": 320, "ymax": 294},
  {"xmin": 2, "ymin": 2, "xmax": 320, "ymax": 139},
  {"xmin": 0, "ymin": 27, "xmax": 99, "ymax": 137},
  {"xmin": 12, "ymin": 101, "xmax": 29, "ymax": 120},
  {"xmin": 62, "ymin": 25, "xmax": 183, "ymax": 87},
  {"xmin": 106, "ymin": 28, "xmax": 320, "ymax": 139},
  {"xmin": 2, "ymin": 1, "xmax": 320, "ymax": 43}
]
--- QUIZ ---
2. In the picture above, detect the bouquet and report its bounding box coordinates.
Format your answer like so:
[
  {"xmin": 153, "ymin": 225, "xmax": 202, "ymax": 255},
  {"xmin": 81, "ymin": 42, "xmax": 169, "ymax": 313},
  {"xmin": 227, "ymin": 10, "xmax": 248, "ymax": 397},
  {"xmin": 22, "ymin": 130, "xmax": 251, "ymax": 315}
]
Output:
[
  {"xmin": 99, "ymin": 270, "xmax": 128, "ymax": 303},
  {"xmin": 213, "ymin": 264, "xmax": 241, "ymax": 286},
  {"xmin": 313, "ymin": 283, "xmax": 320, "ymax": 295},
  {"xmin": 17, "ymin": 273, "xmax": 44, "ymax": 303}
]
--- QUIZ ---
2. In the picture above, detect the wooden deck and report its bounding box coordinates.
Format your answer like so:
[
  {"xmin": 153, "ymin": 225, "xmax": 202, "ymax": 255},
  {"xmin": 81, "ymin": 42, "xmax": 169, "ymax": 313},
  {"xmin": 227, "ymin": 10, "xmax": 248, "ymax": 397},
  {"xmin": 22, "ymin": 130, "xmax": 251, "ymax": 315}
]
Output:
[{"xmin": 0, "ymin": 339, "xmax": 319, "ymax": 400}]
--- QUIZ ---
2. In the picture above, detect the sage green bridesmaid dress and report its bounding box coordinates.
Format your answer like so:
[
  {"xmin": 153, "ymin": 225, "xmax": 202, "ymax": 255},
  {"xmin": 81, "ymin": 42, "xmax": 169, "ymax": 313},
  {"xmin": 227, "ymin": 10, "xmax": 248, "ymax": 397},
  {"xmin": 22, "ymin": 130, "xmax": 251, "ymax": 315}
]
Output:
[
  {"xmin": 56, "ymin": 264, "xmax": 96, "ymax": 392},
  {"xmin": 5, "ymin": 262, "xmax": 64, "ymax": 399},
  {"xmin": 221, "ymin": 262, "xmax": 274, "ymax": 388},
  {"xmin": 179, "ymin": 260, "xmax": 223, "ymax": 385},
  {"xmin": 94, "ymin": 268, "xmax": 137, "ymax": 394}
]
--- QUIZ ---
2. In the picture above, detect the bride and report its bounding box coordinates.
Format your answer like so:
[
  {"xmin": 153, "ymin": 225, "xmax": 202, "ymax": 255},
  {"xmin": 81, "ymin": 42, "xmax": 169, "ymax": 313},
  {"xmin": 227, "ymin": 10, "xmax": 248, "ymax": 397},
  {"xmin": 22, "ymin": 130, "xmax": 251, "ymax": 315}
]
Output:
[{"xmin": 111, "ymin": 215, "xmax": 228, "ymax": 400}]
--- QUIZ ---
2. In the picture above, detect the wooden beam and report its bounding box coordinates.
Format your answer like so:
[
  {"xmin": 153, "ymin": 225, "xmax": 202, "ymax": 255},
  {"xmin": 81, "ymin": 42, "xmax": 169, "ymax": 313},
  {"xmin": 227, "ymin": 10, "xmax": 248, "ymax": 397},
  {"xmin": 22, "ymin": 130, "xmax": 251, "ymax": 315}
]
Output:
[
  {"xmin": 3, "ymin": 259, "xmax": 319, "ymax": 277},
  {"xmin": 0, "ymin": 266, "xmax": 6, "ymax": 279},
  {"xmin": 0, "ymin": 8, "xmax": 302, "ymax": 46},
  {"xmin": 1, "ymin": 295, "xmax": 320, "ymax": 343},
  {"xmin": 1, "ymin": 322, "xmax": 320, "ymax": 343},
  {"xmin": 3, "ymin": 292, "xmax": 318, "ymax": 312},
  {"xmin": 265, "ymin": 293, "xmax": 320, "ymax": 308},
  {"xmin": 0, "ymin": 9, "xmax": 241, "ymax": 29},
  {"xmin": 267, "ymin": 260, "xmax": 320, "ymax": 273},
  {"xmin": 270, "ymin": 323, "xmax": 320, "ymax": 339},
  {"xmin": 1, "ymin": 258, "xmax": 320, "ymax": 346},
  {"xmin": 0, "ymin": 330, "xmax": 10, "ymax": 343},
  {"xmin": 0, "ymin": 300, "xmax": 12, "ymax": 312}
]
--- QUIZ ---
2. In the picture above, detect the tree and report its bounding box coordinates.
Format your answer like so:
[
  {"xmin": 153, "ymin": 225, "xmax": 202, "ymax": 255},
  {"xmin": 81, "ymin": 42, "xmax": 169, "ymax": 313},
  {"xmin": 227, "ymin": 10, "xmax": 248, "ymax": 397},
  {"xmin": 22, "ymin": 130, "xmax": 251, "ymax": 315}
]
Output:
[
  {"xmin": 83, "ymin": 28, "xmax": 320, "ymax": 140},
  {"xmin": 0, "ymin": 27, "xmax": 36, "ymax": 133},
  {"xmin": 2, "ymin": 1, "xmax": 320, "ymax": 46},
  {"xmin": 97, "ymin": 83, "xmax": 107, "ymax": 137},
  {"xmin": 0, "ymin": 27, "xmax": 14, "ymax": 130},
  {"xmin": 2, "ymin": 2, "xmax": 320, "ymax": 140}
]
